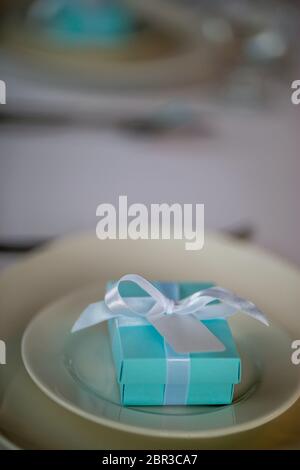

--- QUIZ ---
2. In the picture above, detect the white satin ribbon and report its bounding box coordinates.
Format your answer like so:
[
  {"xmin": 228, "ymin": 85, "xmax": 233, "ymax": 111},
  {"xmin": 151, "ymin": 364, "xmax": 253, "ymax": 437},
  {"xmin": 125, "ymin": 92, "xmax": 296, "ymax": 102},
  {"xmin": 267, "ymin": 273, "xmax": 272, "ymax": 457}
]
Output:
[{"xmin": 72, "ymin": 274, "xmax": 268, "ymax": 353}]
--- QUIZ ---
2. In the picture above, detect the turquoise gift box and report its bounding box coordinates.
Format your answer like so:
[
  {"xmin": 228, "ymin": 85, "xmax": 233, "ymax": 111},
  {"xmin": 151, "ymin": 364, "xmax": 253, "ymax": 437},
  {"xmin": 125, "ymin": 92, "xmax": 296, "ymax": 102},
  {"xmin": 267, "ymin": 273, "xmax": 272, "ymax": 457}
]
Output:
[
  {"xmin": 107, "ymin": 280, "xmax": 241, "ymax": 406},
  {"xmin": 30, "ymin": 1, "xmax": 136, "ymax": 46}
]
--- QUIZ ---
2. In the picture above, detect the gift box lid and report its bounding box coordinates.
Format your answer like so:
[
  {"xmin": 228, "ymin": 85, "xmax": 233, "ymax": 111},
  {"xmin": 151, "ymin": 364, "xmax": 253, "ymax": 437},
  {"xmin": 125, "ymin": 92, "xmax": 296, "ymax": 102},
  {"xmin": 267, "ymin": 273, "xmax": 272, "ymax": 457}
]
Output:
[{"xmin": 107, "ymin": 281, "xmax": 241, "ymax": 385}]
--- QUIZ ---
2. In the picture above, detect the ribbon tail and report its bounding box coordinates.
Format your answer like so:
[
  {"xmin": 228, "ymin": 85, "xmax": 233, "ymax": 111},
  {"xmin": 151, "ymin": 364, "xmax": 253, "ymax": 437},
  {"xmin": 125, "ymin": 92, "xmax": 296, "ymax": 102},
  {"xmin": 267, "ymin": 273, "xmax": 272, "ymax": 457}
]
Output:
[
  {"xmin": 193, "ymin": 303, "xmax": 238, "ymax": 320},
  {"xmin": 71, "ymin": 301, "xmax": 118, "ymax": 333},
  {"xmin": 200, "ymin": 287, "xmax": 269, "ymax": 326}
]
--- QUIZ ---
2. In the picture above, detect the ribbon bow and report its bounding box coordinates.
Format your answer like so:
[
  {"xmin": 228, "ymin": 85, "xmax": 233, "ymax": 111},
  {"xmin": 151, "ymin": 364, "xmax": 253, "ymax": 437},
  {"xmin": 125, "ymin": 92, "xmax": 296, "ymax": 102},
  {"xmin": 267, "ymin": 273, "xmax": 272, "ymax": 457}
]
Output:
[{"xmin": 71, "ymin": 274, "xmax": 268, "ymax": 353}]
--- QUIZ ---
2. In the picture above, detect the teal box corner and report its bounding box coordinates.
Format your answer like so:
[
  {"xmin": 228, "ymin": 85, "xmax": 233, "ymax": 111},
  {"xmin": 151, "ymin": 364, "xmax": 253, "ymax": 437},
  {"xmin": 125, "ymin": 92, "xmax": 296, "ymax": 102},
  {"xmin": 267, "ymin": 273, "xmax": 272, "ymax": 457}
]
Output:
[{"xmin": 107, "ymin": 281, "xmax": 241, "ymax": 406}]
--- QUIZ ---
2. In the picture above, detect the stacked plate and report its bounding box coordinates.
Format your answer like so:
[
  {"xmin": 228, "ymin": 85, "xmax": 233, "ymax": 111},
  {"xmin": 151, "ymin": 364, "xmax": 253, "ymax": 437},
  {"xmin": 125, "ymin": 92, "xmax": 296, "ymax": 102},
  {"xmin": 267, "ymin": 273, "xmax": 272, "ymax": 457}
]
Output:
[
  {"xmin": 1, "ymin": 0, "xmax": 236, "ymax": 90},
  {"xmin": 1, "ymin": 233, "xmax": 300, "ymax": 449}
]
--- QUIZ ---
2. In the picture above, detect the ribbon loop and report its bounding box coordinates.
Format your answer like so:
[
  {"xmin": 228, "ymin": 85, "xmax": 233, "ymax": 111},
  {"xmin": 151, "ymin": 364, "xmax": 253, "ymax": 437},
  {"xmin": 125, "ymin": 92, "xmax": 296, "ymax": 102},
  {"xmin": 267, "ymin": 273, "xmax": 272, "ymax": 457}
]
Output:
[{"xmin": 104, "ymin": 274, "xmax": 168, "ymax": 319}]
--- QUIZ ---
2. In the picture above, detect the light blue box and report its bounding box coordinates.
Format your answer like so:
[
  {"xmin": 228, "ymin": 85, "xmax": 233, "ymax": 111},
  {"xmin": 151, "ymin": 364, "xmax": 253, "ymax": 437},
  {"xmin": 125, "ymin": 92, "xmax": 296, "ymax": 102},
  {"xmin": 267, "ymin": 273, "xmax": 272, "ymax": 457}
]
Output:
[
  {"xmin": 107, "ymin": 281, "xmax": 241, "ymax": 406},
  {"xmin": 39, "ymin": 2, "xmax": 136, "ymax": 46}
]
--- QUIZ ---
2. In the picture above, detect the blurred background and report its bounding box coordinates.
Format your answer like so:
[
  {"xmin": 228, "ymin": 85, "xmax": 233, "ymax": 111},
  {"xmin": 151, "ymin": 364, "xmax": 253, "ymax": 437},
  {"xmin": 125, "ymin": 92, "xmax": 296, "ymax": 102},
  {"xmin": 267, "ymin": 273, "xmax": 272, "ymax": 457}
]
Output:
[{"xmin": 0, "ymin": 0, "xmax": 300, "ymax": 270}]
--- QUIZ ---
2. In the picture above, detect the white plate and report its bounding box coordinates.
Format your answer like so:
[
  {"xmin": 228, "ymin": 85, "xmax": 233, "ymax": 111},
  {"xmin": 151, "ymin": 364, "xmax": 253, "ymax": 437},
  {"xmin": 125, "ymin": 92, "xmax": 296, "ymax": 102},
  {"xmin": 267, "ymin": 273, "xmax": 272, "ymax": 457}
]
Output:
[
  {"xmin": 21, "ymin": 282, "xmax": 300, "ymax": 438},
  {"xmin": 1, "ymin": 233, "xmax": 300, "ymax": 448},
  {"xmin": 2, "ymin": 0, "xmax": 235, "ymax": 91}
]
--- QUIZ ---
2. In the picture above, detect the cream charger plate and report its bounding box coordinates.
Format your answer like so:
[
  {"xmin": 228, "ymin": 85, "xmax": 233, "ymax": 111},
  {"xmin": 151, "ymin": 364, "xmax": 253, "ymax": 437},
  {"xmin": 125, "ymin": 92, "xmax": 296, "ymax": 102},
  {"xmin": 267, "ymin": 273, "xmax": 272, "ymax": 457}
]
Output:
[
  {"xmin": 1, "ymin": 233, "xmax": 300, "ymax": 448},
  {"xmin": 21, "ymin": 283, "xmax": 299, "ymax": 438}
]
